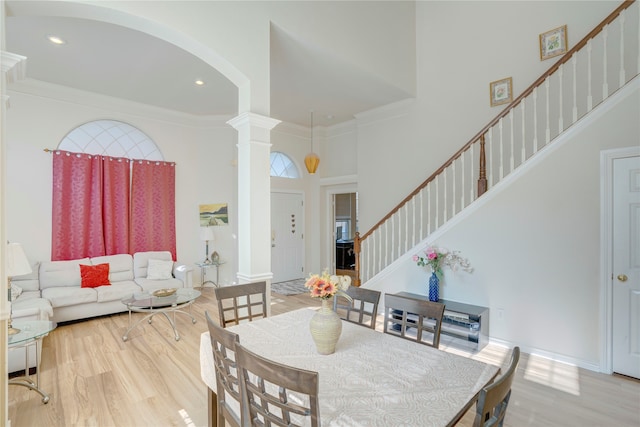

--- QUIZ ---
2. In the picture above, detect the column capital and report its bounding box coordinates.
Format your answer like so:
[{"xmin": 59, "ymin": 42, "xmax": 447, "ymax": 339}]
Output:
[
  {"xmin": 1, "ymin": 51, "xmax": 27, "ymax": 84},
  {"xmin": 227, "ymin": 112, "xmax": 281, "ymax": 132}
]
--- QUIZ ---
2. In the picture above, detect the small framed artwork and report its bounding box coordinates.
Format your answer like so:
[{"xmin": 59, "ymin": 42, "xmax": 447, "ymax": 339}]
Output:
[
  {"xmin": 199, "ymin": 203, "xmax": 229, "ymax": 226},
  {"xmin": 489, "ymin": 77, "xmax": 513, "ymax": 107},
  {"xmin": 539, "ymin": 25, "xmax": 567, "ymax": 60}
]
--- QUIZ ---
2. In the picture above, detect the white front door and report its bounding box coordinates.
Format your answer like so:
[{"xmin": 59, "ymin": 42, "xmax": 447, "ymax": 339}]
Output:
[
  {"xmin": 271, "ymin": 192, "xmax": 304, "ymax": 283},
  {"xmin": 612, "ymin": 155, "xmax": 640, "ymax": 379}
]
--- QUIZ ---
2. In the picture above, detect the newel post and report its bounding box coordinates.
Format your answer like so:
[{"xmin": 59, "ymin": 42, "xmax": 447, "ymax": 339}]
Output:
[
  {"xmin": 477, "ymin": 134, "xmax": 488, "ymax": 197},
  {"xmin": 353, "ymin": 232, "xmax": 361, "ymax": 287}
]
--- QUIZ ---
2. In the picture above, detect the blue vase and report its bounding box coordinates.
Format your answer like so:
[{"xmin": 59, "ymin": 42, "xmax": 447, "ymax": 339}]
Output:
[{"xmin": 428, "ymin": 272, "xmax": 440, "ymax": 302}]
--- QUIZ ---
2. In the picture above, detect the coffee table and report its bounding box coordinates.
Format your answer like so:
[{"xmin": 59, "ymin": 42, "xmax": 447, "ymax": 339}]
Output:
[
  {"xmin": 121, "ymin": 288, "xmax": 201, "ymax": 341},
  {"xmin": 8, "ymin": 320, "xmax": 57, "ymax": 404}
]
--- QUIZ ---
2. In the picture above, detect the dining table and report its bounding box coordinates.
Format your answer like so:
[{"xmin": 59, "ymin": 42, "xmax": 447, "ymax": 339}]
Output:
[{"xmin": 199, "ymin": 307, "xmax": 499, "ymax": 427}]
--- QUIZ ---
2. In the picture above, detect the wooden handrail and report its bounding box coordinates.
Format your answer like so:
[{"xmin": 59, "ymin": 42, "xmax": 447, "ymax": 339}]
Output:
[{"xmin": 354, "ymin": 0, "xmax": 635, "ymax": 286}]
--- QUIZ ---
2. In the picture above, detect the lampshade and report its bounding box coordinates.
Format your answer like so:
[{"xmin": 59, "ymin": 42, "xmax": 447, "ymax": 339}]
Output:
[
  {"xmin": 200, "ymin": 227, "xmax": 214, "ymax": 241},
  {"xmin": 6, "ymin": 242, "xmax": 32, "ymax": 277},
  {"xmin": 305, "ymin": 111, "xmax": 320, "ymax": 174}
]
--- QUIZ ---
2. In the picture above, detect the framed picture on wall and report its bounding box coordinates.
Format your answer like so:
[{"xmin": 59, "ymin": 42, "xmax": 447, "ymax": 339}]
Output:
[
  {"xmin": 539, "ymin": 25, "xmax": 568, "ymax": 60},
  {"xmin": 199, "ymin": 203, "xmax": 229, "ymax": 226},
  {"xmin": 489, "ymin": 77, "xmax": 513, "ymax": 107}
]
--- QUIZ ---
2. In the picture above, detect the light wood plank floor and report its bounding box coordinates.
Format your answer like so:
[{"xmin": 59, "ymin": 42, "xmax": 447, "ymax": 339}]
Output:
[{"xmin": 8, "ymin": 288, "xmax": 640, "ymax": 426}]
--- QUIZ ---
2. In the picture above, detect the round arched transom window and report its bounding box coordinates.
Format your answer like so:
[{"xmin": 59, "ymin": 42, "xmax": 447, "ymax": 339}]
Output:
[
  {"xmin": 270, "ymin": 151, "xmax": 300, "ymax": 179},
  {"xmin": 59, "ymin": 119, "xmax": 163, "ymax": 160}
]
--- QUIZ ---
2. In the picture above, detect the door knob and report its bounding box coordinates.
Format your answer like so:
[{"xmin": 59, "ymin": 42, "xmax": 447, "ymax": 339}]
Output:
[{"xmin": 617, "ymin": 274, "xmax": 628, "ymax": 282}]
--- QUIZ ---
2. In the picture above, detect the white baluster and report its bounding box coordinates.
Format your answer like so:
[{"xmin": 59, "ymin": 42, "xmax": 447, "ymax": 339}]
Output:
[
  {"xmin": 587, "ymin": 39, "xmax": 593, "ymax": 111},
  {"xmin": 443, "ymin": 169, "xmax": 448, "ymax": 222},
  {"xmin": 619, "ymin": 10, "xmax": 626, "ymax": 87},
  {"xmin": 452, "ymin": 160, "xmax": 456, "ymax": 216},
  {"xmin": 435, "ymin": 175, "xmax": 439, "ymax": 228},
  {"xmin": 469, "ymin": 144, "xmax": 474, "ymax": 200},
  {"xmin": 509, "ymin": 109, "xmax": 514, "ymax": 173},
  {"xmin": 412, "ymin": 198, "xmax": 416, "ymax": 247},
  {"xmin": 603, "ymin": 25, "xmax": 609, "ymax": 98},
  {"xmin": 499, "ymin": 118, "xmax": 504, "ymax": 180},
  {"xmin": 426, "ymin": 185, "xmax": 431, "ymax": 235},
  {"xmin": 521, "ymin": 101, "xmax": 526, "ymax": 164},
  {"xmin": 419, "ymin": 190, "xmax": 423, "ymax": 241},
  {"xmin": 404, "ymin": 203, "xmax": 409, "ymax": 253},
  {"xmin": 533, "ymin": 87, "xmax": 539, "ymax": 152},
  {"xmin": 460, "ymin": 151, "xmax": 465, "ymax": 209},
  {"xmin": 558, "ymin": 64, "xmax": 564, "ymax": 132},
  {"xmin": 572, "ymin": 54, "xmax": 578, "ymax": 123},
  {"xmin": 390, "ymin": 215, "xmax": 395, "ymax": 262},
  {"xmin": 545, "ymin": 77, "xmax": 551, "ymax": 143}
]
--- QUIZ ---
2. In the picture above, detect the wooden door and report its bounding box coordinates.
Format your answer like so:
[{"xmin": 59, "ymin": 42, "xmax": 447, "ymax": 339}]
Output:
[{"xmin": 612, "ymin": 155, "xmax": 640, "ymax": 378}]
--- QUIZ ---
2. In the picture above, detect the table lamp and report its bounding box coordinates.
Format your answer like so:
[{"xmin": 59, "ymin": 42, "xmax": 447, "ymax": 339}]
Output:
[
  {"xmin": 6, "ymin": 242, "xmax": 32, "ymax": 335},
  {"xmin": 200, "ymin": 227, "xmax": 214, "ymax": 264}
]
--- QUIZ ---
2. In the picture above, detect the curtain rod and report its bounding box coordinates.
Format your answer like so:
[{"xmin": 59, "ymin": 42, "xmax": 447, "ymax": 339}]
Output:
[{"xmin": 42, "ymin": 148, "xmax": 175, "ymax": 165}]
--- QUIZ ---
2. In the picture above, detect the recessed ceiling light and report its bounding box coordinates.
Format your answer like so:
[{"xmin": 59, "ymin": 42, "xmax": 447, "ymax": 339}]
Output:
[
  {"xmin": 47, "ymin": 35, "xmax": 66, "ymax": 45},
  {"xmin": 195, "ymin": 79, "xmax": 205, "ymax": 86}
]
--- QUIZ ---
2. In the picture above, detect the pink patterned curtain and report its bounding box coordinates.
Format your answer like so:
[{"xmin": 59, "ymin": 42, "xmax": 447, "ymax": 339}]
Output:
[
  {"xmin": 102, "ymin": 157, "xmax": 131, "ymax": 255},
  {"xmin": 51, "ymin": 151, "xmax": 131, "ymax": 260},
  {"xmin": 130, "ymin": 160, "xmax": 176, "ymax": 260}
]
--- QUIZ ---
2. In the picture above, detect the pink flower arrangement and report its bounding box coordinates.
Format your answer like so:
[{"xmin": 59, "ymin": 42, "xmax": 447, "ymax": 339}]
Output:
[
  {"xmin": 413, "ymin": 246, "xmax": 472, "ymax": 279},
  {"xmin": 304, "ymin": 271, "xmax": 351, "ymax": 300}
]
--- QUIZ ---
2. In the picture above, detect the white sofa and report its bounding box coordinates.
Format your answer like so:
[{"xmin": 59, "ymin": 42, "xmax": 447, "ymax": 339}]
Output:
[{"xmin": 9, "ymin": 251, "xmax": 192, "ymax": 372}]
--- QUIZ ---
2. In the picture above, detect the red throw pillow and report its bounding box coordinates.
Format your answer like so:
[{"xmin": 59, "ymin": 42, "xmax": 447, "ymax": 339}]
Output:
[{"xmin": 80, "ymin": 263, "xmax": 111, "ymax": 288}]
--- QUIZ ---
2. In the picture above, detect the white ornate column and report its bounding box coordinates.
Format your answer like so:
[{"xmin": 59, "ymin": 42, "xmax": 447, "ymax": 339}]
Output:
[
  {"xmin": 1, "ymin": 48, "xmax": 27, "ymax": 427},
  {"xmin": 227, "ymin": 112, "xmax": 280, "ymax": 315}
]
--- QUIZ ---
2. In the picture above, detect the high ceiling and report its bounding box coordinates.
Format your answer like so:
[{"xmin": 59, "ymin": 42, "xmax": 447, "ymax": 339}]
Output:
[{"xmin": 5, "ymin": 12, "xmax": 412, "ymax": 127}]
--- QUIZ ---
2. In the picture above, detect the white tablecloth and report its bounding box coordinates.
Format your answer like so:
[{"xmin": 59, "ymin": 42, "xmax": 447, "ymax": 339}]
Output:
[{"xmin": 200, "ymin": 307, "xmax": 499, "ymax": 427}]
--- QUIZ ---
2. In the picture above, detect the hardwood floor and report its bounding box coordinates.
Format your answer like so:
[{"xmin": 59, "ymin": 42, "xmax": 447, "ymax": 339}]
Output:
[{"xmin": 8, "ymin": 289, "xmax": 640, "ymax": 426}]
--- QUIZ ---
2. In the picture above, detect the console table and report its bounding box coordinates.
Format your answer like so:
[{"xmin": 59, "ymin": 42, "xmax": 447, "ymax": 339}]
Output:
[
  {"xmin": 394, "ymin": 292, "xmax": 489, "ymax": 350},
  {"xmin": 195, "ymin": 260, "xmax": 225, "ymax": 287}
]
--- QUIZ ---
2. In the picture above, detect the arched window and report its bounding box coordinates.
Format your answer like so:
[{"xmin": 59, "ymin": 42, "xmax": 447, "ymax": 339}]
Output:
[
  {"xmin": 52, "ymin": 120, "xmax": 175, "ymax": 260},
  {"xmin": 270, "ymin": 151, "xmax": 299, "ymax": 179},
  {"xmin": 59, "ymin": 119, "xmax": 163, "ymax": 160}
]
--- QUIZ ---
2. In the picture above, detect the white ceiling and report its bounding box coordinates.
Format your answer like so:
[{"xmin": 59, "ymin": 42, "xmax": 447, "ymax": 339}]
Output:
[{"xmin": 5, "ymin": 13, "xmax": 411, "ymax": 127}]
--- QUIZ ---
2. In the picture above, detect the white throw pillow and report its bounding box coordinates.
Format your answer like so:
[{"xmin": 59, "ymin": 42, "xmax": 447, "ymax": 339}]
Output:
[
  {"xmin": 10, "ymin": 283, "xmax": 23, "ymax": 301},
  {"xmin": 146, "ymin": 259, "xmax": 174, "ymax": 280}
]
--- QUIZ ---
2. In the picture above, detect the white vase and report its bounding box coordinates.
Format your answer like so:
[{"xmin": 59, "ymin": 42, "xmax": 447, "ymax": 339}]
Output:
[{"xmin": 309, "ymin": 298, "xmax": 342, "ymax": 355}]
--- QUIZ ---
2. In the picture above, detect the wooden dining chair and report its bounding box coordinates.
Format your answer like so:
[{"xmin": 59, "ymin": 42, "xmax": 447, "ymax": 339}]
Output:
[
  {"xmin": 235, "ymin": 342, "xmax": 320, "ymax": 427},
  {"xmin": 214, "ymin": 281, "xmax": 267, "ymax": 327},
  {"xmin": 205, "ymin": 311, "xmax": 242, "ymax": 427},
  {"xmin": 333, "ymin": 286, "xmax": 381, "ymax": 329},
  {"xmin": 383, "ymin": 293, "xmax": 446, "ymax": 348},
  {"xmin": 473, "ymin": 346, "xmax": 520, "ymax": 427}
]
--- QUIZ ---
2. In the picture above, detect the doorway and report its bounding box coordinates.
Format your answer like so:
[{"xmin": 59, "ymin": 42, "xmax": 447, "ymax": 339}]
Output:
[
  {"xmin": 334, "ymin": 193, "xmax": 357, "ymax": 280},
  {"xmin": 602, "ymin": 147, "xmax": 640, "ymax": 379}
]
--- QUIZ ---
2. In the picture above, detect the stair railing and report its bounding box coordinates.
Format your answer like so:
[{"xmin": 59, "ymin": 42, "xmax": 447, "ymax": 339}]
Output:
[{"xmin": 354, "ymin": 0, "xmax": 638, "ymax": 286}]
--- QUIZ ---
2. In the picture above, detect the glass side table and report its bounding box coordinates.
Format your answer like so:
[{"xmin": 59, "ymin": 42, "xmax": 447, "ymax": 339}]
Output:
[
  {"xmin": 8, "ymin": 320, "xmax": 57, "ymax": 404},
  {"xmin": 195, "ymin": 260, "xmax": 226, "ymax": 288}
]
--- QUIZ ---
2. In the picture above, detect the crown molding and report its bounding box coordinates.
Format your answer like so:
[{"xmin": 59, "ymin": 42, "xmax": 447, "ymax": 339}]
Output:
[{"xmin": 8, "ymin": 78, "xmax": 234, "ymax": 128}]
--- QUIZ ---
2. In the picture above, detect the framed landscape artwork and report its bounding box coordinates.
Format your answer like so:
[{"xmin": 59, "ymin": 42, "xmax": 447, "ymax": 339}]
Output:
[
  {"xmin": 539, "ymin": 25, "xmax": 568, "ymax": 60},
  {"xmin": 199, "ymin": 203, "xmax": 228, "ymax": 226},
  {"xmin": 489, "ymin": 77, "xmax": 513, "ymax": 107}
]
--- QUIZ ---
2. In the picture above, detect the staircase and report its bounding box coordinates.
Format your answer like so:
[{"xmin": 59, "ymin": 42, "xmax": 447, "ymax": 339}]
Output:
[{"xmin": 354, "ymin": 0, "xmax": 639, "ymax": 286}]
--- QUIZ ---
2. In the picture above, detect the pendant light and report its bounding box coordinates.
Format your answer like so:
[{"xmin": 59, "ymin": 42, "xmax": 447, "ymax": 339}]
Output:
[{"xmin": 304, "ymin": 111, "xmax": 320, "ymax": 174}]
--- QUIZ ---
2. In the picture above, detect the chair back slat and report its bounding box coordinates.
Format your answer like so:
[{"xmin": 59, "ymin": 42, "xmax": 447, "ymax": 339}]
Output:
[
  {"xmin": 473, "ymin": 346, "xmax": 521, "ymax": 427},
  {"xmin": 214, "ymin": 281, "xmax": 267, "ymax": 327},
  {"xmin": 334, "ymin": 286, "xmax": 381, "ymax": 329},
  {"xmin": 383, "ymin": 293, "xmax": 445, "ymax": 348},
  {"xmin": 205, "ymin": 311, "xmax": 242, "ymax": 427},
  {"xmin": 236, "ymin": 343, "xmax": 320, "ymax": 427}
]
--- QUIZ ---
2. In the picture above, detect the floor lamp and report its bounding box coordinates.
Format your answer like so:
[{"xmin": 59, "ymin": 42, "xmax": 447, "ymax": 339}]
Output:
[
  {"xmin": 200, "ymin": 227, "xmax": 214, "ymax": 265},
  {"xmin": 6, "ymin": 242, "xmax": 32, "ymax": 335}
]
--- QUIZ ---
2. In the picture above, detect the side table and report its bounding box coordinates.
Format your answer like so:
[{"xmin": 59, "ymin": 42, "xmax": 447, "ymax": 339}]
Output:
[
  {"xmin": 8, "ymin": 320, "xmax": 57, "ymax": 404},
  {"xmin": 195, "ymin": 260, "xmax": 226, "ymax": 288}
]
